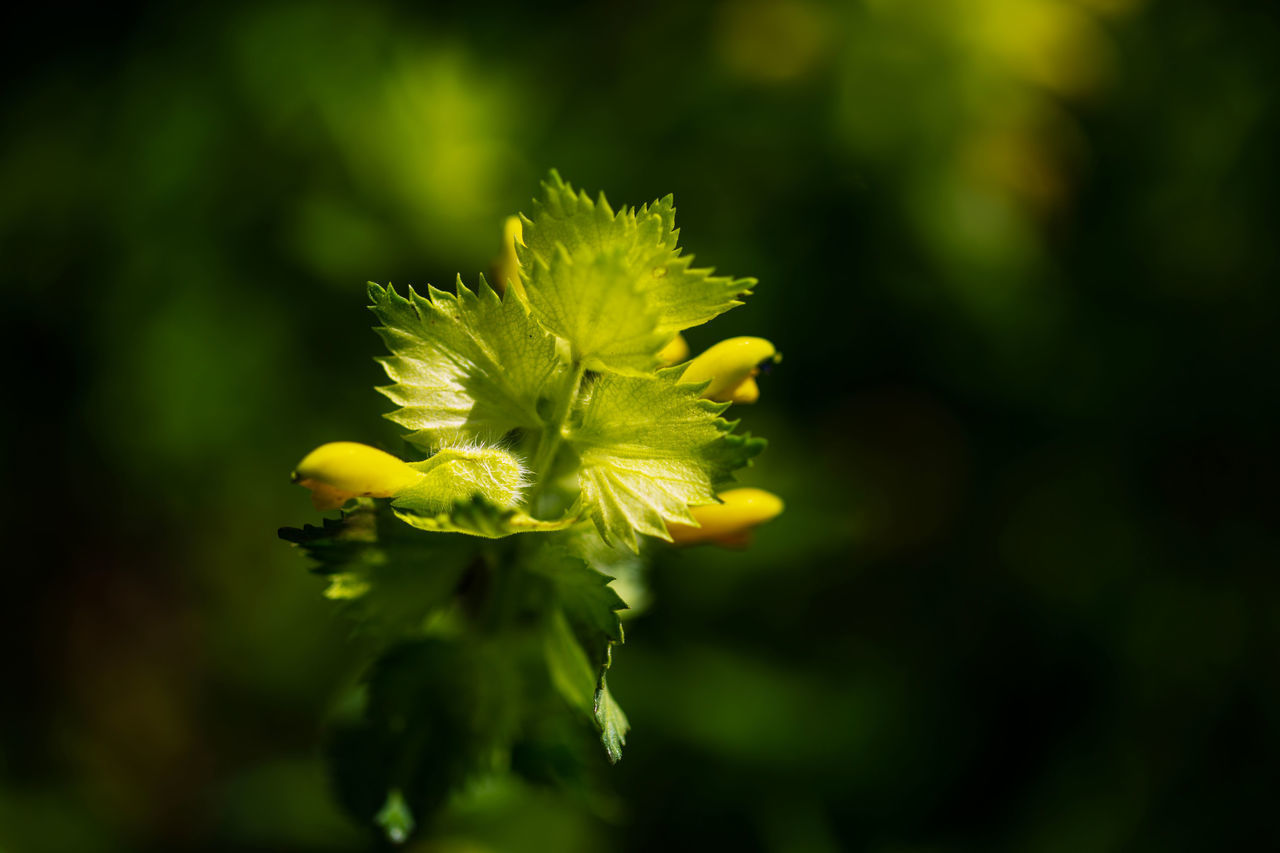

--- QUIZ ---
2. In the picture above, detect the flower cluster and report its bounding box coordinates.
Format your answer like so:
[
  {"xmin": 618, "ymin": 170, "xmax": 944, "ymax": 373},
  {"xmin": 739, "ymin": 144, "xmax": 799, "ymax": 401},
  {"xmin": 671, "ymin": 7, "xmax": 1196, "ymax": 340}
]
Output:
[
  {"xmin": 294, "ymin": 172, "xmax": 781, "ymax": 547},
  {"xmin": 280, "ymin": 172, "xmax": 782, "ymax": 841}
]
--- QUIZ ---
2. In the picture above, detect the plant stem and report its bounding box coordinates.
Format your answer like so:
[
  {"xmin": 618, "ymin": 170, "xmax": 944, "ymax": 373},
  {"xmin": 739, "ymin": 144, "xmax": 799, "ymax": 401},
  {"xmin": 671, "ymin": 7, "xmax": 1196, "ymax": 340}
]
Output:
[{"xmin": 529, "ymin": 359, "xmax": 586, "ymax": 504}]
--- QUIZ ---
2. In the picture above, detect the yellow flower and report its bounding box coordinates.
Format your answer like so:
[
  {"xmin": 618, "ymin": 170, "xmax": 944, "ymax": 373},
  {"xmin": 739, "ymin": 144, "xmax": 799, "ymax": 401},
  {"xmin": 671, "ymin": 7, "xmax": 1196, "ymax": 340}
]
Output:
[
  {"xmin": 657, "ymin": 334, "xmax": 690, "ymax": 365},
  {"xmin": 292, "ymin": 441, "xmax": 529, "ymax": 513},
  {"xmin": 681, "ymin": 336, "xmax": 777, "ymax": 403},
  {"xmin": 492, "ymin": 215, "xmax": 527, "ymax": 298},
  {"xmin": 667, "ymin": 487, "xmax": 784, "ymax": 547},
  {"xmin": 292, "ymin": 442, "xmax": 423, "ymax": 510}
]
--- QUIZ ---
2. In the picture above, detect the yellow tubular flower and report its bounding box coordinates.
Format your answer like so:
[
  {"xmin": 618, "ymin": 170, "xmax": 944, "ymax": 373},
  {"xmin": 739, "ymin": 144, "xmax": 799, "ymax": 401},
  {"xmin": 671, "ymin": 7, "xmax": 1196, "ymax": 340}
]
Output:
[
  {"xmin": 292, "ymin": 442, "xmax": 424, "ymax": 510},
  {"xmin": 492, "ymin": 215, "xmax": 527, "ymax": 298},
  {"xmin": 657, "ymin": 334, "xmax": 690, "ymax": 365},
  {"xmin": 667, "ymin": 488, "xmax": 784, "ymax": 548},
  {"xmin": 681, "ymin": 336, "xmax": 778, "ymax": 403}
]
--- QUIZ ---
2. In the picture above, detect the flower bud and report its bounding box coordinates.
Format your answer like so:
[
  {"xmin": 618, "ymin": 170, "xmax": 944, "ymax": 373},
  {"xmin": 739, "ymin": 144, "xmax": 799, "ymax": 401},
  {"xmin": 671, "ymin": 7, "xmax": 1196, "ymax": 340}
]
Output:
[
  {"xmin": 292, "ymin": 442, "xmax": 424, "ymax": 510},
  {"xmin": 657, "ymin": 334, "xmax": 690, "ymax": 365},
  {"xmin": 667, "ymin": 487, "xmax": 784, "ymax": 547},
  {"xmin": 681, "ymin": 337, "xmax": 777, "ymax": 403},
  {"xmin": 492, "ymin": 215, "xmax": 527, "ymax": 298}
]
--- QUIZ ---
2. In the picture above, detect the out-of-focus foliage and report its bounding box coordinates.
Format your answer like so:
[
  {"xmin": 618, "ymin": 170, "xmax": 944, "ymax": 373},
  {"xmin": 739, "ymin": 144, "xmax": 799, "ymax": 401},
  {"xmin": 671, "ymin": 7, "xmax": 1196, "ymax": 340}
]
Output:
[{"xmin": 2, "ymin": 0, "xmax": 1278, "ymax": 850}]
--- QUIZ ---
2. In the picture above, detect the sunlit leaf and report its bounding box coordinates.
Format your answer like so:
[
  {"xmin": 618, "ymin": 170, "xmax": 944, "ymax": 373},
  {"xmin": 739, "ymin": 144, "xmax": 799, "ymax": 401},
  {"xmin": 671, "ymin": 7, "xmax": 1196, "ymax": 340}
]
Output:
[
  {"xmin": 517, "ymin": 171, "xmax": 753, "ymax": 373},
  {"xmin": 569, "ymin": 369, "xmax": 766, "ymax": 550},
  {"xmin": 370, "ymin": 277, "xmax": 565, "ymax": 448}
]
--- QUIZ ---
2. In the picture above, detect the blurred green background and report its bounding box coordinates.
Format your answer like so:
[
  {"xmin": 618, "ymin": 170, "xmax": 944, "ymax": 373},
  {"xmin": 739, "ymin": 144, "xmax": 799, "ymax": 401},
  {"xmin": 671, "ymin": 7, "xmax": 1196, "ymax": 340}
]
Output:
[{"xmin": 3, "ymin": 0, "xmax": 1278, "ymax": 850}]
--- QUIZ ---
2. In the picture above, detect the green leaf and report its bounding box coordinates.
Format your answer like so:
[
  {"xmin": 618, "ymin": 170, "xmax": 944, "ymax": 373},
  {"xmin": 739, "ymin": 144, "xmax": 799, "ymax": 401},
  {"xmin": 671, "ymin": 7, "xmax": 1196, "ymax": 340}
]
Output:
[
  {"xmin": 329, "ymin": 638, "xmax": 523, "ymax": 841},
  {"xmin": 522, "ymin": 244, "xmax": 668, "ymax": 373},
  {"xmin": 370, "ymin": 277, "xmax": 565, "ymax": 448},
  {"xmin": 563, "ymin": 525, "xmax": 651, "ymax": 613},
  {"xmin": 594, "ymin": 679, "xmax": 630, "ymax": 765},
  {"xmin": 279, "ymin": 501, "xmax": 475, "ymax": 637},
  {"xmin": 543, "ymin": 609, "xmax": 597, "ymax": 714},
  {"xmin": 528, "ymin": 545, "xmax": 631, "ymax": 763},
  {"xmin": 528, "ymin": 545, "xmax": 627, "ymax": 666},
  {"xmin": 393, "ymin": 495, "xmax": 579, "ymax": 539},
  {"xmin": 569, "ymin": 369, "xmax": 766, "ymax": 550},
  {"xmin": 517, "ymin": 171, "xmax": 754, "ymax": 372}
]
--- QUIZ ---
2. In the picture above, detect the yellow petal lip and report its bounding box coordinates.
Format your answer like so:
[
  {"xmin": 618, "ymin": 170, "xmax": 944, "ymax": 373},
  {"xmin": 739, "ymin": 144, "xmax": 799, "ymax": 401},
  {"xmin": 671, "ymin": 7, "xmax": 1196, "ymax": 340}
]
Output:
[
  {"xmin": 292, "ymin": 442, "xmax": 423, "ymax": 508},
  {"xmin": 680, "ymin": 337, "xmax": 777, "ymax": 403},
  {"xmin": 667, "ymin": 487, "xmax": 784, "ymax": 547},
  {"xmin": 729, "ymin": 376, "xmax": 760, "ymax": 404},
  {"xmin": 657, "ymin": 334, "xmax": 691, "ymax": 366}
]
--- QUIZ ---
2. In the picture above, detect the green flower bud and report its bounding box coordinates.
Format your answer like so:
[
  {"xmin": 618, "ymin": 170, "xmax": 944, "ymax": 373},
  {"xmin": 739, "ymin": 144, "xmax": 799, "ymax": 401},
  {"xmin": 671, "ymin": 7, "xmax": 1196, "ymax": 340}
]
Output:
[{"xmin": 395, "ymin": 445, "xmax": 528, "ymax": 513}]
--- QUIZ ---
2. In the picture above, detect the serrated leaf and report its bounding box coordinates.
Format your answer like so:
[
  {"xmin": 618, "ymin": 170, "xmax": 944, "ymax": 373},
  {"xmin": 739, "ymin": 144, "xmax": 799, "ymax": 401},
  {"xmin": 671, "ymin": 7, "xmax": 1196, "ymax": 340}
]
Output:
[
  {"xmin": 528, "ymin": 545, "xmax": 627, "ymax": 664},
  {"xmin": 559, "ymin": 525, "xmax": 651, "ymax": 614},
  {"xmin": 517, "ymin": 171, "xmax": 754, "ymax": 372},
  {"xmin": 528, "ymin": 544, "xmax": 630, "ymax": 762},
  {"xmin": 569, "ymin": 369, "xmax": 766, "ymax": 550},
  {"xmin": 522, "ymin": 245, "xmax": 668, "ymax": 373},
  {"xmin": 279, "ymin": 501, "xmax": 474, "ymax": 637},
  {"xmin": 370, "ymin": 278, "xmax": 565, "ymax": 448},
  {"xmin": 393, "ymin": 495, "xmax": 579, "ymax": 538},
  {"xmin": 594, "ymin": 679, "xmax": 630, "ymax": 764}
]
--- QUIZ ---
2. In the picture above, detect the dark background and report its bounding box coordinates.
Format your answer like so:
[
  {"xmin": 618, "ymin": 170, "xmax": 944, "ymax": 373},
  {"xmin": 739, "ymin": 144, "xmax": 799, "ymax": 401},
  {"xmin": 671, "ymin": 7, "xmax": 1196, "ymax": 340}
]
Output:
[{"xmin": 3, "ymin": 1, "xmax": 1278, "ymax": 850}]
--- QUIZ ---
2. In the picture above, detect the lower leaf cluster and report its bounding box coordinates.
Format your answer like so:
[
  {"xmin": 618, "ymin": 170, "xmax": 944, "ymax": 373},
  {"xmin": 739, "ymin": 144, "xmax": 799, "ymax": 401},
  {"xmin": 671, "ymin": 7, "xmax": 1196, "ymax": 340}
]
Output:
[{"xmin": 279, "ymin": 501, "xmax": 630, "ymax": 842}]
